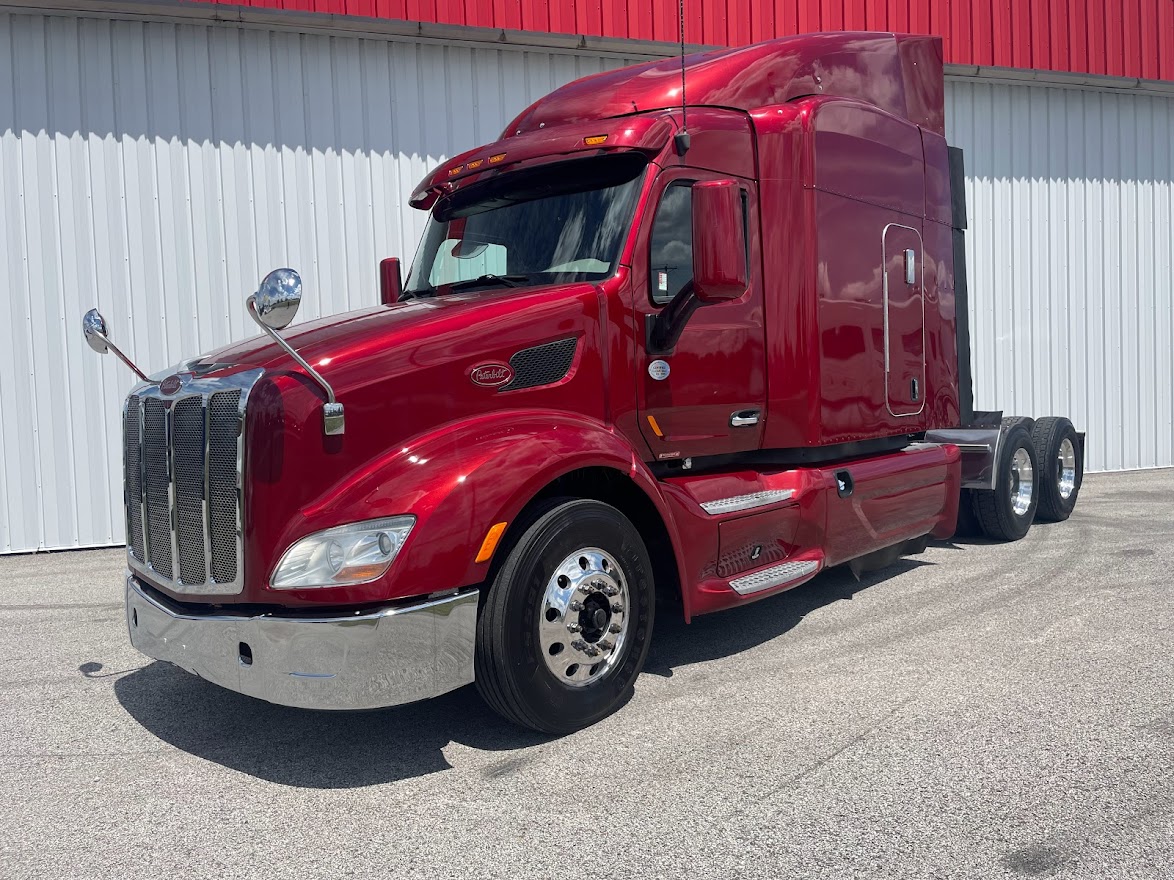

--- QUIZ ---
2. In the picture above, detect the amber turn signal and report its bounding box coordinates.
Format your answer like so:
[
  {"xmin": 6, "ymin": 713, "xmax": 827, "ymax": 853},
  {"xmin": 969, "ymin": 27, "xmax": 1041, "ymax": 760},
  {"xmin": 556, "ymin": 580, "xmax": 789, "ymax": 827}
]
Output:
[{"xmin": 475, "ymin": 521, "xmax": 509, "ymax": 563}]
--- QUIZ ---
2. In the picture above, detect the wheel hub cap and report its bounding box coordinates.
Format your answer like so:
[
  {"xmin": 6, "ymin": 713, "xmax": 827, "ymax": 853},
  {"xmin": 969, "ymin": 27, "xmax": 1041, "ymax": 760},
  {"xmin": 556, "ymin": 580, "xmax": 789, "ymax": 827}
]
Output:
[
  {"xmin": 1011, "ymin": 447, "xmax": 1034, "ymax": 516},
  {"xmin": 538, "ymin": 548, "xmax": 630, "ymax": 688},
  {"xmin": 1057, "ymin": 437, "xmax": 1077, "ymax": 499}
]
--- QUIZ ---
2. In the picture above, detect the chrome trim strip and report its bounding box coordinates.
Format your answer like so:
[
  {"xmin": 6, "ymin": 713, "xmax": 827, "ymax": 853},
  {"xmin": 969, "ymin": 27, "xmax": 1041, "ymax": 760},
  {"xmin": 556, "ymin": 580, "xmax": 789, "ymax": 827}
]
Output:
[
  {"xmin": 167, "ymin": 398, "xmax": 179, "ymax": 583},
  {"xmin": 954, "ymin": 443, "xmax": 993, "ymax": 453},
  {"xmin": 201, "ymin": 397, "xmax": 213, "ymax": 581},
  {"xmin": 729, "ymin": 559, "xmax": 820, "ymax": 596},
  {"xmin": 700, "ymin": 489, "xmax": 795, "ymax": 515}
]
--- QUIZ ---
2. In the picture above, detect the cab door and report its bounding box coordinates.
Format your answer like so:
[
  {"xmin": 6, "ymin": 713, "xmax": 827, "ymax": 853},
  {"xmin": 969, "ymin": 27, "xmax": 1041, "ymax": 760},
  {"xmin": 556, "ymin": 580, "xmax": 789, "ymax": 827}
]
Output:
[{"xmin": 632, "ymin": 169, "xmax": 766, "ymax": 461}]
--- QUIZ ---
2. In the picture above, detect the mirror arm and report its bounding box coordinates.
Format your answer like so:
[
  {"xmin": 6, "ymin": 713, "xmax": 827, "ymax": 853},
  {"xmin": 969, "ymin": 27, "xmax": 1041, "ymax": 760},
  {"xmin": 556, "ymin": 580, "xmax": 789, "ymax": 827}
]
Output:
[
  {"xmin": 97, "ymin": 332, "xmax": 151, "ymax": 382},
  {"xmin": 645, "ymin": 282, "xmax": 700, "ymax": 355},
  {"xmin": 246, "ymin": 296, "xmax": 345, "ymax": 435}
]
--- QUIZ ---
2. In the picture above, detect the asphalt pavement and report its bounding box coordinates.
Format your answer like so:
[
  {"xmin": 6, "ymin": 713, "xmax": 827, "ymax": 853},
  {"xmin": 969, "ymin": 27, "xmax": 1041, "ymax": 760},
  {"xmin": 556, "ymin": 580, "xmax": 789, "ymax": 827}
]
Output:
[{"xmin": 2, "ymin": 469, "xmax": 1172, "ymax": 879}]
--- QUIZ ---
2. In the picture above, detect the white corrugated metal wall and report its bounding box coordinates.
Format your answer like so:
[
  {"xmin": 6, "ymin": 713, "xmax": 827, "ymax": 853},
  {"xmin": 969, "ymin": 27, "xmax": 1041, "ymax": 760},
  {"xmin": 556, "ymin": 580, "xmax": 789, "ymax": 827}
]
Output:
[
  {"xmin": 0, "ymin": 11, "xmax": 648, "ymax": 553},
  {"xmin": 947, "ymin": 80, "xmax": 1174, "ymax": 477},
  {"xmin": 1, "ymin": 10, "xmax": 1171, "ymax": 553}
]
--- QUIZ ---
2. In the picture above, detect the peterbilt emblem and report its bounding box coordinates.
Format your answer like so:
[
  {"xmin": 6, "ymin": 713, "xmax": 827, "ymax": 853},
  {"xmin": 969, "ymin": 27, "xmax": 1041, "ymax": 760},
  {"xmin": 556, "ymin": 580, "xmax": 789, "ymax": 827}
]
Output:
[
  {"xmin": 469, "ymin": 363, "xmax": 514, "ymax": 387},
  {"xmin": 159, "ymin": 374, "xmax": 183, "ymax": 395}
]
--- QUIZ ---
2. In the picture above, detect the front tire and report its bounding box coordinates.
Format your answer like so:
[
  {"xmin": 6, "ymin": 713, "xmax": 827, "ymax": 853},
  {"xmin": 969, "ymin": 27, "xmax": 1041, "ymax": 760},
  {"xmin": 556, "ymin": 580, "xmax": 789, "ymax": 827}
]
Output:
[{"xmin": 475, "ymin": 498, "xmax": 655, "ymax": 734}]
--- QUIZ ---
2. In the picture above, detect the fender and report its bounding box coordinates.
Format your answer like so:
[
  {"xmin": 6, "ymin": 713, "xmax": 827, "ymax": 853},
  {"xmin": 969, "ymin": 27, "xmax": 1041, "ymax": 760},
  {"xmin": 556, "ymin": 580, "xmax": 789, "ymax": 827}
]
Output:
[{"xmin": 260, "ymin": 409, "xmax": 688, "ymax": 607}]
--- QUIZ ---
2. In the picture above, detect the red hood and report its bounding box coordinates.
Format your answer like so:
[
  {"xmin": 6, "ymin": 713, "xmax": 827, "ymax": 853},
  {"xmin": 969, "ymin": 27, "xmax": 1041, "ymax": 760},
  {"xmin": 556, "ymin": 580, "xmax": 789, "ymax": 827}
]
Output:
[{"xmin": 194, "ymin": 283, "xmax": 595, "ymax": 393}]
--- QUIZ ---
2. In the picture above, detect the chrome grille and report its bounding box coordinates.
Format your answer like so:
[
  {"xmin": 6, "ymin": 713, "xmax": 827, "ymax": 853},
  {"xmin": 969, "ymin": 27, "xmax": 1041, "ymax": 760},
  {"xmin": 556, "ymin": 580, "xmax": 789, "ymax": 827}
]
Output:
[
  {"xmin": 122, "ymin": 370, "xmax": 259, "ymax": 595},
  {"xmin": 123, "ymin": 396, "xmax": 145, "ymax": 562},
  {"xmin": 142, "ymin": 398, "xmax": 172, "ymax": 580},
  {"xmin": 208, "ymin": 391, "xmax": 242, "ymax": 584},
  {"xmin": 172, "ymin": 396, "xmax": 206, "ymax": 585}
]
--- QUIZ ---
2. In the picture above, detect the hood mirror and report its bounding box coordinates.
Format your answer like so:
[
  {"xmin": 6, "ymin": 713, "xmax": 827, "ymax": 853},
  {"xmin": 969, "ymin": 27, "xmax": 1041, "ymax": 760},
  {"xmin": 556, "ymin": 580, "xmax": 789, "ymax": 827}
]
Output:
[
  {"xmin": 246, "ymin": 268, "xmax": 345, "ymax": 436},
  {"xmin": 82, "ymin": 308, "xmax": 110, "ymax": 354},
  {"xmin": 80, "ymin": 308, "xmax": 149, "ymax": 381},
  {"xmin": 249, "ymin": 268, "xmax": 302, "ymax": 330}
]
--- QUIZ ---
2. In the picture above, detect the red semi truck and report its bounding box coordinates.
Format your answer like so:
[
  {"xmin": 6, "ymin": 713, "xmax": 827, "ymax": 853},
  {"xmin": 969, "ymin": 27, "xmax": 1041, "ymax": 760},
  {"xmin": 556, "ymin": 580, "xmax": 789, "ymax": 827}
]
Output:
[{"xmin": 83, "ymin": 32, "xmax": 1083, "ymax": 733}]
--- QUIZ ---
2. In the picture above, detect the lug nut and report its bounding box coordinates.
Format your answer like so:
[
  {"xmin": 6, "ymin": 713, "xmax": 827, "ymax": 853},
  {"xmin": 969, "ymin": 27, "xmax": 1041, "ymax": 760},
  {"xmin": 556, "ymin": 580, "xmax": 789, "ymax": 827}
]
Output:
[
  {"xmin": 567, "ymin": 623, "xmax": 582, "ymax": 633},
  {"xmin": 608, "ymin": 623, "xmax": 622, "ymax": 634},
  {"xmin": 569, "ymin": 600, "xmax": 583, "ymax": 612},
  {"xmin": 571, "ymin": 639, "xmax": 587, "ymax": 652},
  {"xmin": 604, "ymin": 585, "xmax": 619, "ymax": 596},
  {"xmin": 598, "ymin": 640, "xmax": 613, "ymax": 652},
  {"xmin": 611, "ymin": 603, "xmax": 623, "ymax": 613}
]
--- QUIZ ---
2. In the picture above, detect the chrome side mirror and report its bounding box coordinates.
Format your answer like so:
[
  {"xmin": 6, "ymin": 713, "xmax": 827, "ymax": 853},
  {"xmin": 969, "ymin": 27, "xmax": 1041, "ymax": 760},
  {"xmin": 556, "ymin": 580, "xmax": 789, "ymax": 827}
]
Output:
[
  {"xmin": 80, "ymin": 308, "xmax": 149, "ymax": 381},
  {"xmin": 248, "ymin": 268, "xmax": 302, "ymax": 330},
  {"xmin": 82, "ymin": 308, "xmax": 110, "ymax": 354},
  {"xmin": 245, "ymin": 268, "xmax": 344, "ymax": 435}
]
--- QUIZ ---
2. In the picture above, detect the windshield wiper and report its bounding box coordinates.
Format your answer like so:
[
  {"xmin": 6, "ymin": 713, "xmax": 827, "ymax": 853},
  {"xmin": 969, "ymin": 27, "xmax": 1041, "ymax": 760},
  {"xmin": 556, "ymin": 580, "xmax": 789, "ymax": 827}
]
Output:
[{"xmin": 446, "ymin": 273, "xmax": 529, "ymax": 292}]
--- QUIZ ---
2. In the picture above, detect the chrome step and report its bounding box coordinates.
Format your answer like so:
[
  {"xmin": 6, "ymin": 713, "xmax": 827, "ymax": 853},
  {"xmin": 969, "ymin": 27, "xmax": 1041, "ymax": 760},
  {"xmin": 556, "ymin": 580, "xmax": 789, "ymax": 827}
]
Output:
[
  {"xmin": 700, "ymin": 489, "xmax": 794, "ymax": 515},
  {"xmin": 728, "ymin": 558, "xmax": 820, "ymax": 596}
]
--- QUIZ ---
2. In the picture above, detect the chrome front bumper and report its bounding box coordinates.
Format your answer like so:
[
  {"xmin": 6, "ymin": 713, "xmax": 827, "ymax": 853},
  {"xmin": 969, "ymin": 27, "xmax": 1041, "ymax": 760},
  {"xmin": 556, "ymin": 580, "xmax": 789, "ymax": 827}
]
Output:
[{"xmin": 126, "ymin": 575, "xmax": 478, "ymax": 710}]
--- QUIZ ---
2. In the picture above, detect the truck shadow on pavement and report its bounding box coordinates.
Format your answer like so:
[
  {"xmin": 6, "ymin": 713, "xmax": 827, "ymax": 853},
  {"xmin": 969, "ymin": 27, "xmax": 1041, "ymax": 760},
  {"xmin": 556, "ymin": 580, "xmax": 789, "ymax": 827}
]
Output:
[{"xmin": 112, "ymin": 557, "xmax": 930, "ymax": 789}]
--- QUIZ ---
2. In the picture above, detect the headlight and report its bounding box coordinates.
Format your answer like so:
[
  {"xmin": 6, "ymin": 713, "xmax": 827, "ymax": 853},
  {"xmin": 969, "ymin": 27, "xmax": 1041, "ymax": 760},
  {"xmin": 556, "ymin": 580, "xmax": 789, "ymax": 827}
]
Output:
[{"xmin": 271, "ymin": 516, "xmax": 415, "ymax": 589}]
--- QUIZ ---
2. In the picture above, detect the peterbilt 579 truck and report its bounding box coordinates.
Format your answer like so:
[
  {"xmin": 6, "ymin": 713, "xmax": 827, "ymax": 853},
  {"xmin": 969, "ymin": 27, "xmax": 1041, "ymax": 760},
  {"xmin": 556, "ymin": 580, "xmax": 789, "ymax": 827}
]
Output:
[{"xmin": 83, "ymin": 32, "xmax": 1083, "ymax": 733}]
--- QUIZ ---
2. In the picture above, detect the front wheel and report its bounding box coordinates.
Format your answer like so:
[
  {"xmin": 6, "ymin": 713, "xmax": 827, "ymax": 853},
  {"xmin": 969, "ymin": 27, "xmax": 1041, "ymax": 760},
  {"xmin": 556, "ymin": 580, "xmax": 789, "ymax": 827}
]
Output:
[{"xmin": 475, "ymin": 498, "xmax": 655, "ymax": 734}]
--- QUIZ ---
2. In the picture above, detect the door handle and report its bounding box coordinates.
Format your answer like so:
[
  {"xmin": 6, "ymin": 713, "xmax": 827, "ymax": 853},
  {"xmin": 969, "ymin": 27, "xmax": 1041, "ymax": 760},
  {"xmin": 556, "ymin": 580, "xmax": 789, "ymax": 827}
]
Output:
[{"xmin": 730, "ymin": 410, "xmax": 760, "ymax": 427}]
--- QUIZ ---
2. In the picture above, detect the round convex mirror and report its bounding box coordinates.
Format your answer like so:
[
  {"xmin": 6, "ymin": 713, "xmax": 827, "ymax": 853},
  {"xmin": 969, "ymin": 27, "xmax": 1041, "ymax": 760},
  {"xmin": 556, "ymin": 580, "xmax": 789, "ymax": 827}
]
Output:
[{"xmin": 251, "ymin": 268, "xmax": 303, "ymax": 330}]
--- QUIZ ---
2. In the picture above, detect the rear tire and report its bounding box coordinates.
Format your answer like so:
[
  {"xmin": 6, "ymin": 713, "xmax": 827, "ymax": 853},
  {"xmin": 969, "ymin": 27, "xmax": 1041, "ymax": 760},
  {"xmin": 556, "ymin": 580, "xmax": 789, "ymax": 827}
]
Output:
[
  {"xmin": 974, "ymin": 424, "xmax": 1039, "ymax": 541},
  {"xmin": 1030, "ymin": 417, "xmax": 1083, "ymax": 522},
  {"xmin": 475, "ymin": 498, "xmax": 655, "ymax": 734}
]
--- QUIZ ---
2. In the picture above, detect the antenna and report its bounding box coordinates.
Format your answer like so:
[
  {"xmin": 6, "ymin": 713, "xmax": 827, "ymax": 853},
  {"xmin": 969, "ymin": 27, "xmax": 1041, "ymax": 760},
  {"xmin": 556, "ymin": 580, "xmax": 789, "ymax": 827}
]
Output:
[{"xmin": 674, "ymin": 0, "xmax": 691, "ymax": 156}]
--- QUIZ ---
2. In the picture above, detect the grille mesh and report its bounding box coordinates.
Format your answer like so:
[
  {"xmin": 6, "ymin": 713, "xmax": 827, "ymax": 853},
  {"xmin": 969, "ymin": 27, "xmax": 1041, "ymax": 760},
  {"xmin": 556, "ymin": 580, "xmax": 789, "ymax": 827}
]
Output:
[
  {"xmin": 124, "ymin": 396, "xmax": 144, "ymax": 562},
  {"xmin": 123, "ymin": 383, "xmax": 245, "ymax": 591},
  {"xmin": 501, "ymin": 337, "xmax": 577, "ymax": 391},
  {"xmin": 207, "ymin": 391, "xmax": 242, "ymax": 584},
  {"xmin": 172, "ymin": 397, "xmax": 207, "ymax": 585},
  {"xmin": 142, "ymin": 397, "xmax": 172, "ymax": 580}
]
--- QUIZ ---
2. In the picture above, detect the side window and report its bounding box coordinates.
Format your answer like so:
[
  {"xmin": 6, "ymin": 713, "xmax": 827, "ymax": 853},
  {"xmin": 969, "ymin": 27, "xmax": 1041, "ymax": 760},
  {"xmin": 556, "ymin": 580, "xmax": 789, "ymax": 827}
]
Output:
[{"xmin": 648, "ymin": 182, "xmax": 693, "ymax": 305}]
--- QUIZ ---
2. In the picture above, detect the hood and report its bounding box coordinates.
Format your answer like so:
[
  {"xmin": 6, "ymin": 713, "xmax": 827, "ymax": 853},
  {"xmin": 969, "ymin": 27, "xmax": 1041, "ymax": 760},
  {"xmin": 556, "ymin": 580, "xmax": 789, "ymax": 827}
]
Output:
[{"xmin": 194, "ymin": 283, "xmax": 596, "ymax": 394}]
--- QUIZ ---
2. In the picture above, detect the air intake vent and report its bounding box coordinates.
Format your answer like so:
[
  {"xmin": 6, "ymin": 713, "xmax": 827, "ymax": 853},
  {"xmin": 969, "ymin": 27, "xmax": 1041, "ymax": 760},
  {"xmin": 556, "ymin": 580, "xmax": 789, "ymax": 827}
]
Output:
[{"xmin": 501, "ymin": 337, "xmax": 578, "ymax": 391}]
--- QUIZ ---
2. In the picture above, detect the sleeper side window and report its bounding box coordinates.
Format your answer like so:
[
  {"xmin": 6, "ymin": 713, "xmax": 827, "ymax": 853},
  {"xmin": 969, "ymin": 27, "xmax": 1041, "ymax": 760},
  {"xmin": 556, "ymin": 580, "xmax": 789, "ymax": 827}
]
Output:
[{"xmin": 648, "ymin": 182, "xmax": 694, "ymax": 305}]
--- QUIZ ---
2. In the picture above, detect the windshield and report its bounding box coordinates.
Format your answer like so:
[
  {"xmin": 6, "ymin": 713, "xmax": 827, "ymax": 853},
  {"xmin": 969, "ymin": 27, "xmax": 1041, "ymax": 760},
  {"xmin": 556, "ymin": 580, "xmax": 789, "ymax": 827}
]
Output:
[{"xmin": 405, "ymin": 152, "xmax": 647, "ymax": 296}]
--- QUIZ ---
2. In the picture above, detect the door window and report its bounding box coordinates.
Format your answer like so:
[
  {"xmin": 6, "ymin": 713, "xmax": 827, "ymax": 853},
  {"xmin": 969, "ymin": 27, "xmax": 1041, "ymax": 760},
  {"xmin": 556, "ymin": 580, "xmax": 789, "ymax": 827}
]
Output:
[{"xmin": 648, "ymin": 182, "xmax": 694, "ymax": 305}]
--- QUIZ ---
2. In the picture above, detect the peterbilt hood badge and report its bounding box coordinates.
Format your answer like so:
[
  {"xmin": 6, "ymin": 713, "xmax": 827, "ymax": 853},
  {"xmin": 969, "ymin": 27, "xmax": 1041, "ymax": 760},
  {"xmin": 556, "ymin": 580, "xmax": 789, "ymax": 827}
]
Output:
[
  {"xmin": 159, "ymin": 374, "xmax": 184, "ymax": 395},
  {"xmin": 469, "ymin": 363, "xmax": 514, "ymax": 387}
]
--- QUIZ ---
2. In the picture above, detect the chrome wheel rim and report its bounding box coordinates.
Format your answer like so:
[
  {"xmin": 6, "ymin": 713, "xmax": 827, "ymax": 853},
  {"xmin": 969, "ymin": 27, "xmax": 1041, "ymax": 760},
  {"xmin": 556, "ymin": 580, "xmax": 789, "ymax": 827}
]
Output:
[
  {"xmin": 538, "ymin": 547, "xmax": 630, "ymax": 688},
  {"xmin": 1057, "ymin": 438, "xmax": 1077, "ymax": 499},
  {"xmin": 1010, "ymin": 447, "xmax": 1034, "ymax": 517}
]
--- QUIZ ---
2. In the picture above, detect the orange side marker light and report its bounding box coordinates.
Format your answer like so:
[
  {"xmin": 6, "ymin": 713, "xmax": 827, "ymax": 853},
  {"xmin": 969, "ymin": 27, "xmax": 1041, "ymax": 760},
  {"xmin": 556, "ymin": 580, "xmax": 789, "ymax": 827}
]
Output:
[
  {"xmin": 646, "ymin": 415, "xmax": 664, "ymax": 438},
  {"xmin": 475, "ymin": 521, "xmax": 508, "ymax": 563}
]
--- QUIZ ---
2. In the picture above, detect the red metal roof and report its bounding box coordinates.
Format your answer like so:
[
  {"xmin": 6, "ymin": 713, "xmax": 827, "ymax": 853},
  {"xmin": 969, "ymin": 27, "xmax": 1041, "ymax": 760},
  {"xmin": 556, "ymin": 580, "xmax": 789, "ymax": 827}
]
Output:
[{"xmin": 189, "ymin": 1, "xmax": 1174, "ymax": 82}]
